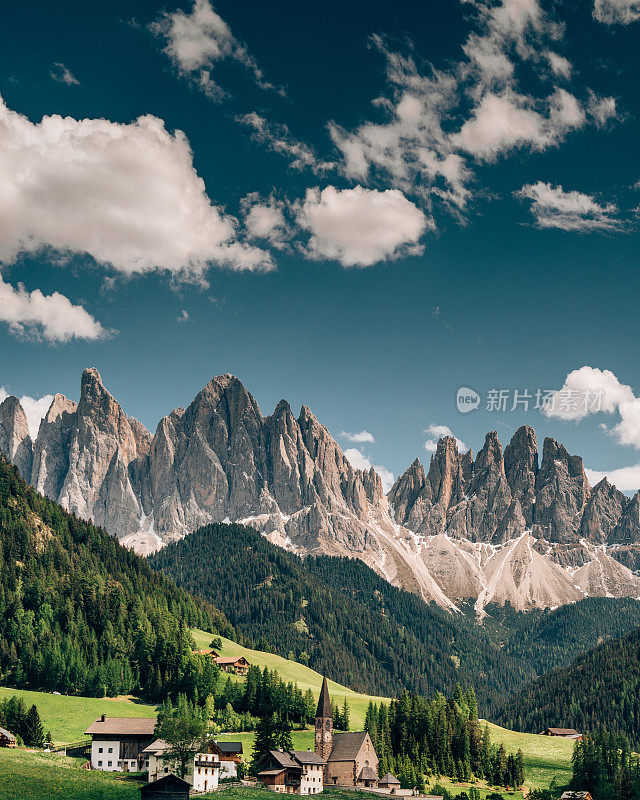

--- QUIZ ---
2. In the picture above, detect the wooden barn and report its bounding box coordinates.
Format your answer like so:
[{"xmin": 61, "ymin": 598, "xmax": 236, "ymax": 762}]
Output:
[{"xmin": 140, "ymin": 773, "xmax": 191, "ymax": 800}]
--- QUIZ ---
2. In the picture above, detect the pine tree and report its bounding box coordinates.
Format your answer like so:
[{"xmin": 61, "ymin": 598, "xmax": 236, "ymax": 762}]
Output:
[
  {"xmin": 342, "ymin": 698, "xmax": 350, "ymax": 732},
  {"xmin": 252, "ymin": 713, "xmax": 280, "ymax": 766},
  {"xmin": 22, "ymin": 705, "xmax": 44, "ymax": 747}
]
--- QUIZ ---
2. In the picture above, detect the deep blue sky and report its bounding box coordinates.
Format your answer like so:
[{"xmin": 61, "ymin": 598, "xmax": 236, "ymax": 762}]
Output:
[{"xmin": 1, "ymin": 0, "xmax": 640, "ymax": 488}]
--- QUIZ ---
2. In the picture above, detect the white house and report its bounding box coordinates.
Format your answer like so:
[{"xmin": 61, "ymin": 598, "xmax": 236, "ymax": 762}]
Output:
[
  {"xmin": 84, "ymin": 715, "xmax": 157, "ymax": 772},
  {"xmin": 141, "ymin": 738, "xmax": 221, "ymax": 794}
]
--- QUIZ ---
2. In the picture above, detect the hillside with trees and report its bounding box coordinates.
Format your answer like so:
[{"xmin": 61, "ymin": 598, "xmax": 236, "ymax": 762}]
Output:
[
  {"xmin": 149, "ymin": 522, "xmax": 640, "ymax": 714},
  {"xmin": 495, "ymin": 627, "xmax": 640, "ymax": 745},
  {"xmin": 0, "ymin": 455, "xmax": 232, "ymax": 702}
]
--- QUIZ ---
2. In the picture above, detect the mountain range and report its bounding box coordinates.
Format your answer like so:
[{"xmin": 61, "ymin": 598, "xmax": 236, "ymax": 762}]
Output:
[{"xmin": 2, "ymin": 367, "xmax": 640, "ymax": 614}]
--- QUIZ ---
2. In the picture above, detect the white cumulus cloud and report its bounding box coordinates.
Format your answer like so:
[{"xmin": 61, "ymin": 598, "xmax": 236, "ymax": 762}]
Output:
[
  {"xmin": 593, "ymin": 0, "xmax": 640, "ymax": 24},
  {"xmin": 0, "ymin": 276, "xmax": 107, "ymax": 343},
  {"xmin": 0, "ymin": 388, "xmax": 54, "ymax": 439},
  {"xmin": 343, "ymin": 448, "xmax": 394, "ymax": 492},
  {"xmin": 585, "ymin": 464, "xmax": 640, "ymax": 492},
  {"xmin": 544, "ymin": 367, "xmax": 640, "ymax": 450},
  {"xmin": 424, "ymin": 424, "xmax": 468, "ymax": 454},
  {"xmin": 516, "ymin": 182, "xmax": 620, "ymax": 231},
  {"xmin": 297, "ymin": 186, "xmax": 428, "ymax": 267},
  {"xmin": 0, "ymin": 95, "xmax": 271, "ymax": 276},
  {"xmin": 341, "ymin": 430, "xmax": 375, "ymax": 443}
]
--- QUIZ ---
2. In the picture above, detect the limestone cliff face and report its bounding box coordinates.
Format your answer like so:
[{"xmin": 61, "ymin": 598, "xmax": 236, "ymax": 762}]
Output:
[
  {"xmin": 3, "ymin": 370, "xmax": 640, "ymax": 613},
  {"xmin": 0, "ymin": 396, "xmax": 32, "ymax": 480}
]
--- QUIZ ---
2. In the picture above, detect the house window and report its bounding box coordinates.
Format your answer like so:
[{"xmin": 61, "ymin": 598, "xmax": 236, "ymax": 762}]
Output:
[
  {"xmin": 108, "ymin": 748, "xmax": 113, "ymax": 753},
  {"xmin": 98, "ymin": 761, "xmax": 103, "ymax": 767},
  {"xmin": 108, "ymin": 761, "xmax": 112, "ymax": 767},
  {"xmin": 98, "ymin": 747, "xmax": 103, "ymax": 753}
]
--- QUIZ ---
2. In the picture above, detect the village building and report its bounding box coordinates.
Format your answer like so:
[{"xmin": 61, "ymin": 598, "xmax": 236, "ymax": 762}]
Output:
[
  {"xmin": 314, "ymin": 677, "xmax": 380, "ymax": 788},
  {"xmin": 378, "ymin": 773, "xmax": 402, "ymax": 793},
  {"xmin": 213, "ymin": 740, "xmax": 244, "ymax": 777},
  {"xmin": 541, "ymin": 728, "xmax": 582, "ymax": 740},
  {"xmin": 140, "ymin": 773, "xmax": 191, "ymax": 800},
  {"xmin": 560, "ymin": 792, "xmax": 593, "ymax": 800},
  {"xmin": 0, "ymin": 726, "xmax": 17, "ymax": 747},
  {"xmin": 257, "ymin": 749, "xmax": 326, "ymax": 794},
  {"xmin": 141, "ymin": 738, "xmax": 221, "ymax": 793},
  {"xmin": 215, "ymin": 655, "xmax": 250, "ymax": 676},
  {"xmin": 195, "ymin": 648, "xmax": 220, "ymax": 658},
  {"xmin": 85, "ymin": 715, "xmax": 156, "ymax": 772}
]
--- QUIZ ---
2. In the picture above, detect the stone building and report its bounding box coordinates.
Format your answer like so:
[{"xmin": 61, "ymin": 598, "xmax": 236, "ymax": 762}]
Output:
[{"xmin": 314, "ymin": 677, "xmax": 379, "ymax": 788}]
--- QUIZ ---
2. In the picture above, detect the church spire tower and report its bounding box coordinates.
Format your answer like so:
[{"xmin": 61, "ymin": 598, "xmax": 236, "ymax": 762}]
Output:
[{"xmin": 315, "ymin": 676, "xmax": 333, "ymax": 760}]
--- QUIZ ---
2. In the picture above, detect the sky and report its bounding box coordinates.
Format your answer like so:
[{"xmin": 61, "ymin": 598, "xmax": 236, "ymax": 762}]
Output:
[{"xmin": 2, "ymin": 0, "xmax": 640, "ymax": 492}]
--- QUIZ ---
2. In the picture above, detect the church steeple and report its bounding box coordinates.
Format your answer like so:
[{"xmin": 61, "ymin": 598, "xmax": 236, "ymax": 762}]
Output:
[{"xmin": 315, "ymin": 676, "xmax": 333, "ymax": 760}]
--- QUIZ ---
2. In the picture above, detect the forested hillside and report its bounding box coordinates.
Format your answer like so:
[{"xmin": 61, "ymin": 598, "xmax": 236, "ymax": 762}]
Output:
[
  {"xmin": 150, "ymin": 522, "xmax": 640, "ymax": 714},
  {"xmin": 0, "ymin": 455, "xmax": 233, "ymax": 701},
  {"xmin": 495, "ymin": 627, "xmax": 640, "ymax": 744}
]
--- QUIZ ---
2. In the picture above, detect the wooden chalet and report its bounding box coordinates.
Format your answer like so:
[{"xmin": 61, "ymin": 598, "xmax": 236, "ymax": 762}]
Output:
[
  {"xmin": 560, "ymin": 792, "xmax": 593, "ymax": 800},
  {"xmin": 140, "ymin": 773, "xmax": 191, "ymax": 800},
  {"xmin": 541, "ymin": 727, "xmax": 582, "ymax": 740},
  {"xmin": 257, "ymin": 750, "xmax": 326, "ymax": 795},
  {"xmin": 195, "ymin": 648, "xmax": 220, "ymax": 658},
  {"xmin": 211, "ymin": 740, "xmax": 243, "ymax": 777},
  {"xmin": 0, "ymin": 726, "xmax": 17, "ymax": 747},
  {"xmin": 215, "ymin": 655, "xmax": 250, "ymax": 675}
]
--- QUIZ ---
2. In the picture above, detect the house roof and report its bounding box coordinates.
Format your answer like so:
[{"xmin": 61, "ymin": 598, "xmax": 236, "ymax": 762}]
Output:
[
  {"xmin": 316, "ymin": 676, "xmax": 332, "ymax": 719},
  {"xmin": 267, "ymin": 750, "xmax": 300, "ymax": 769},
  {"xmin": 328, "ymin": 731, "xmax": 369, "ymax": 762},
  {"xmin": 545, "ymin": 728, "xmax": 580, "ymax": 736},
  {"xmin": 215, "ymin": 741, "xmax": 243, "ymax": 754},
  {"xmin": 379, "ymin": 773, "xmax": 401, "ymax": 785},
  {"xmin": 141, "ymin": 773, "xmax": 190, "ymax": 792},
  {"xmin": 258, "ymin": 769, "xmax": 287, "ymax": 777},
  {"xmin": 359, "ymin": 766, "xmax": 378, "ymax": 781},
  {"xmin": 0, "ymin": 727, "xmax": 16, "ymax": 741},
  {"xmin": 290, "ymin": 750, "xmax": 326, "ymax": 765},
  {"xmin": 216, "ymin": 656, "xmax": 249, "ymax": 666},
  {"xmin": 84, "ymin": 716, "xmax": 157, "ymax": 736},
  {"xmin": 196, "ymin": 648, "xmax": 219, "ymax": 657},
  {"xmin": 140, "ymin": 738, "xmax": 169, "ymax": 755},
  {"xmin": 561, "ymin": 792, "xmax": 592, "ymax": 800}
]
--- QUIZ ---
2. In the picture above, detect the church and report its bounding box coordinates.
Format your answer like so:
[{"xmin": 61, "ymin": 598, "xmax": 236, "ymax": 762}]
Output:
[{"xmin": 314, "ymin": 677, "xmax": 379, "ymax": 788}]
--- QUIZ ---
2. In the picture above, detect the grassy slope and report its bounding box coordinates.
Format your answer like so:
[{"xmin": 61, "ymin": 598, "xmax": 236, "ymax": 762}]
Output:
[
  {"xmin": 0, "ymin": 749, "xmax": 140, "ymax": 800},
  {"xmin": 193, "ymin": 630, "xmax": 388, "ymax": 730},
  {"xmin": 0, "ymin": 687, "xmax": 156, "ymax": 745},
  {"xmin": 195, "ymin": 630, "xmax": 573, "ymax": 792}
]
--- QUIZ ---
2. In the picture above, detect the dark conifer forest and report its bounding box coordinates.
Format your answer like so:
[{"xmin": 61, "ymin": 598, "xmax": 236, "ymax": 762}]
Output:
[
  {"xmin": 0, "ymin": 455, "xmax": 232, "ymax": 701},
  {"xmin": 149, "ymin": 521, "xmax": 640, "ymax": 715}
]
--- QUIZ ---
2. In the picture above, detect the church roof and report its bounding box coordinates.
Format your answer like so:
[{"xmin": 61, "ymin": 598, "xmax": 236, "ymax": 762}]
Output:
[
  {"xmin": 316, "ymin": 676, "xmax": 332, "ymax": 718},
  {"xmin": 328, "ymin": 731, "xmax": 369, "ymax": 762},
  {"xmin": 379, "ymin": 773, "xmax": 401, "ymax": 785}
]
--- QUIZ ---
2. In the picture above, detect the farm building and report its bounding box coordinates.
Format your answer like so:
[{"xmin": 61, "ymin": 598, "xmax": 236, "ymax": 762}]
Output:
[
  {"xmin": 541, "ymin": 728, "xmax": 582, "ymax": 740},
  {"xmin": 212, "ymin": 740, "xmax": 244, "ymax": 777},
  {"xmin": 215, "ymin": 655, "xmax": 250, "ymax": 675},
  {"xmin": 141, "ymin": 738, "xmax": 221, "ymax": 793},
  {"xmin": 85, "ymin": 715, "xmax": 156, "ymax": 772},
  {"xmin": 257, "ymin": 749, "xmax": 326, "ymax": 794},
  {"xmin": 0, "ymin": 726, "xmax": 17, "ymax": 747},
  {"xmin": 140, "ymin": 773, "xmax": 191, "ymax": 800}
]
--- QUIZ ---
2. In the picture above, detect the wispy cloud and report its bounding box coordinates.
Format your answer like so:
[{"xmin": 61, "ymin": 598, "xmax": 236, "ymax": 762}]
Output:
[
  {"xmin": 150, "ymin": 0, "xmax": 282, "ymax": 100},
  {"xmin": 516, "ymin": 182, "xmax": 621, "ymax": 231},
  {"xmin": 237, "ymin": 112, "xmax": 329, "ymax": 173},
  {"xmin": 343, "ymin": 448, "xmax": 394, "ymax": 492},
  {"xmin": 341, "ymin": 430, "xmax": 375, "ymax": 443},
  {"xmin": 50, "ymin": 63, "xmax": 79, "ymax": 86}
]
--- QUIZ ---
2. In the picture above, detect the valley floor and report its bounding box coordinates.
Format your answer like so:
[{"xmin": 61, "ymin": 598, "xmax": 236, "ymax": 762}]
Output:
[{"xmin": 0, "ymin": 634, "xmax": 576, "ymax": 798}]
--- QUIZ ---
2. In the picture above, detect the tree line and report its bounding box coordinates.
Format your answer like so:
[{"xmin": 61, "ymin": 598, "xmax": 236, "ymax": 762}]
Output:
[
  {"xmin": 572, "ymin": 730, "xmax": 640, "ymax": 800},
  {"xmin": 0, "ymin": 695, "xmax": 48, "ymax": 747},
  {"xmin": 364, "ymin": 686, "xmax": 525, "ymax": 790}
]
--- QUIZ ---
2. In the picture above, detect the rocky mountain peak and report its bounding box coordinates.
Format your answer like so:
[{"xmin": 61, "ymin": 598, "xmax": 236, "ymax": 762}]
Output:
[
  {"xmin": 504, "ymin": 425, "xmax": 538, "ymax": 524},
  {"xmin": 0, "ymin": 395, "xmax": 32, "ymax": 479}
]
